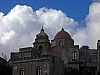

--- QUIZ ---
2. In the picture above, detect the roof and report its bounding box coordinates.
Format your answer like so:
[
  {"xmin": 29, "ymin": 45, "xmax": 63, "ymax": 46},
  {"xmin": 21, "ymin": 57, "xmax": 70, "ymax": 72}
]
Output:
[{"xmin": 54, "ymin": 28, "xmax": 71, "ymax": 40}]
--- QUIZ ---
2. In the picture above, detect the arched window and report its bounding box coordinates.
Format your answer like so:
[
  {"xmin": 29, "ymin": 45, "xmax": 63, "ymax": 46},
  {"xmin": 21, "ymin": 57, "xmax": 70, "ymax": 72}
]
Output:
[
  {"xmin": 38, "ymin": 45, "xmax": 43, "ymax": 50},
  {"xmin": 58, "ymin": 40, "xmax": 64, "ymax": 48},
  {"xmin": 36, "ymin": 66, "xmax": 42, "ymax": 75},
  {"xmin": 38, "ymin": 45, "xmax": 43, "ymax": 55}
]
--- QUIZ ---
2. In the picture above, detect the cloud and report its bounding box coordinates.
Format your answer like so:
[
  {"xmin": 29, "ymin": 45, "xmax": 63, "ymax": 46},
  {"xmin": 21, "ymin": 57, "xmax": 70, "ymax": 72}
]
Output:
[
  {"xmin": 73, "ymin": 2, "xmax": 100, "ymax": 48},
  {"xmin": 86, "ymin": 2, "xmax": 100, "ymax": 48},
  {"xmin": 0, "ymin": 5, "xmax": 77, "ymax": 59},
  {"xmin": 1, "ymin": 2, "xmax": 100, "ymax": 59},
  {"xmin": 3, "ymin": 2, "xmax": 100, "ymax": 59},
  {"xmin": 73, "ymin": 28, "xmax": 89, "ymax": 47},
  {"xmin": 0, "ymin": 30, "xmax": 15, "ymax": 44},
  {"xmin": 36, "ymin": 7, "xmax": 78, "ymax": 37}
]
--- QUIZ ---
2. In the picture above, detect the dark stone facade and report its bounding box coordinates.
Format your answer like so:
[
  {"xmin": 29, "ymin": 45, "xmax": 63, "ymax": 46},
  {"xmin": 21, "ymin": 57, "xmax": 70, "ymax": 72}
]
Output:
[{"xmin": 10, "ymin": 27, "xmax": 100, "ymax": 75}]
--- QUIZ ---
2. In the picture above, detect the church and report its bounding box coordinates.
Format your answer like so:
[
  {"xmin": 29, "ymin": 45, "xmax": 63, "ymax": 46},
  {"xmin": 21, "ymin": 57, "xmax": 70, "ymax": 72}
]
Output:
[{"xmin": 10, "ymin": 27, "xmax": 100, "ymax": 75}]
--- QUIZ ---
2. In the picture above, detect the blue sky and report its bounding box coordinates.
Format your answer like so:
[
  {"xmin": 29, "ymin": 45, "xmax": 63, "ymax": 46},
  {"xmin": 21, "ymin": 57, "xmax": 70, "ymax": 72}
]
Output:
[{"xmin": 0, "ymin": 0, "xmax": 92, "ymax": 22}]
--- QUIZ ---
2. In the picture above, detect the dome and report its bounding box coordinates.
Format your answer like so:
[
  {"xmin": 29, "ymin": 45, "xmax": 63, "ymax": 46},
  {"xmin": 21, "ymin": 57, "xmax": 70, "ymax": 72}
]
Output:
[
  {"xmin": 54, "ymin": 28, "xmax": 71, "ymax": 39},
  {"xmin": 36, "ymin": 27, "xmax": 48, "ymax": 39}
]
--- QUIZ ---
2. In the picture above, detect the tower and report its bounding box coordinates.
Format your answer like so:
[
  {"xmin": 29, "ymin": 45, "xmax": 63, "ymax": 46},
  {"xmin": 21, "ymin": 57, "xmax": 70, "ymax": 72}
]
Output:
[{"xmin": 33, "ymin": 26, "xmax": 50, "ymax": 55}]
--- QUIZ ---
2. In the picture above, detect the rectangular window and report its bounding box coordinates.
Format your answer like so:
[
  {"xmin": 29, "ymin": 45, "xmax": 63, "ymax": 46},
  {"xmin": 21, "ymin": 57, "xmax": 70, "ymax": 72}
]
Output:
[{"xmin": 19, "ymin": 68, "xmax": 24, "ymax": 75}]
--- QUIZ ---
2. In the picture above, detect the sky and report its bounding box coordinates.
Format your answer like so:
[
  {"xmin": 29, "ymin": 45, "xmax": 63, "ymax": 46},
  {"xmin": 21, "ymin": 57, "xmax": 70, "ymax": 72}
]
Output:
[
  {"xmin": 0, "ymin": 0, "xmax": 92, "ymax": 22},
  {"xmin": 0, "ymin": 0, "xmax": 100, "ymax": 59}
]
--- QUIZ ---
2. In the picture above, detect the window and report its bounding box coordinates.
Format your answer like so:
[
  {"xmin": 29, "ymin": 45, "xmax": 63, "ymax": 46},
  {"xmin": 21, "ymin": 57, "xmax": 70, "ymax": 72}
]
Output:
[
  {"xmin": 58, "ymin": 40, "xmax": 64, "ymax": 47},
  {"xmin": 43, "ymin": 64, "xmax": 48, "ymax": 75},
  {"xmin": 23, "ymin": 52, "xmax": 31, "ymax": 58},
  {"xmin": 19, "ymin": 68, "xmax": 24, "ymax": 75},
  {"xmin": 60, "ymin": 41, "xmax": 63, "ymax": 47},
  {"xmin": 36, "ymin": 66, "xmax": 42, "ymax": 75},
  {"xmin": 72, "ymin": 51, "xmax": 77, "ymax": 61},
  {"xmin": 38, "ymin": 46, "xmax": 42, "ymax": 53}
]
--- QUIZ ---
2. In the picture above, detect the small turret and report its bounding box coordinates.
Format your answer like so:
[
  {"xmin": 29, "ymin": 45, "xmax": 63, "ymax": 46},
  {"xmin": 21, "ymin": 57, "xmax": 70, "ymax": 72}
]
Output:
[{"xmin": 33, "ymin": 26, "xmax": 50, "ymax": 56}]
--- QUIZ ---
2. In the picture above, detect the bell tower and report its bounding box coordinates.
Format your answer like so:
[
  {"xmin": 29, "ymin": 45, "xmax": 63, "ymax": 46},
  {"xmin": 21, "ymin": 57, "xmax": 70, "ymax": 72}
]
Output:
[{"xmin": 33, "ymin": 26, "xmax": 50, "ymax": 55}]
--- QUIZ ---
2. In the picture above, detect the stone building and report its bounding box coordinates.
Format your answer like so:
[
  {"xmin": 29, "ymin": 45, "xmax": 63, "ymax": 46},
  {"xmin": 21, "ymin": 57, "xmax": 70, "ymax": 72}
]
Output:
[{"xmin": 10, "ymin": 27, "xmax": 100, "ymax": 75}]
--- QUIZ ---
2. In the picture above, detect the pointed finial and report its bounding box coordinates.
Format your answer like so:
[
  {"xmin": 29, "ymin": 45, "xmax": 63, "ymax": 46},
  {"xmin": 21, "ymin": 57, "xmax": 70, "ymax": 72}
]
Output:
[
  {"xmin": 61, "ymin": 27, "xmax": 64, "ymax": 31},
  {"xmin": 41, "ymin": 25, "xmax": 44, "ymax": 32}
]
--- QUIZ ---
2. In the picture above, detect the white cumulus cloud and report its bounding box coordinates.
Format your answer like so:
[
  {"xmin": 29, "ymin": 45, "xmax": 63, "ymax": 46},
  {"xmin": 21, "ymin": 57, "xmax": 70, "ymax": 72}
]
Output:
[
  {"xmin": 1, "ymin": 2, "xmax": 100, "ymax": 59},
  {"xmin": 74, "ymin": 2, "xmax": 100, "ymax": 48},
  {"xmin": 86, "ymin": 2, "xmax": 100, "ymax": 48},
  {"xmin": 0, "ymin": 5, "xmax": 77, "ymax": 59},
  {"xmin": 0, "ymin": 30, "xmax": 15, "ymax": 44}
]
